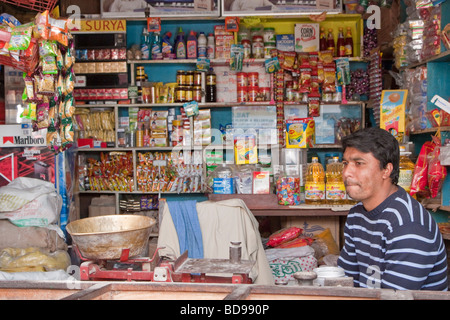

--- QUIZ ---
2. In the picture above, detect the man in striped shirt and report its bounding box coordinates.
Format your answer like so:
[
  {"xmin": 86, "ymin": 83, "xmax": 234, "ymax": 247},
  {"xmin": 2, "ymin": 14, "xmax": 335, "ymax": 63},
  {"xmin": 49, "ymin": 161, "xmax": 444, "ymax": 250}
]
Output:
[{"xmin": 337, "ymin": 127, "xmax": 448, "ymax": 291}]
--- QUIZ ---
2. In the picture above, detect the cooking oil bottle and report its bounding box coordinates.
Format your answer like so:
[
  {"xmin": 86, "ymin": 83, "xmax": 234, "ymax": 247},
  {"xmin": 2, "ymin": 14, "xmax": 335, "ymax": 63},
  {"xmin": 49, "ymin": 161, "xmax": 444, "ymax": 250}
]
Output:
[
  {"xmin": 399, "ymin": 145, "xmax": 415, "ymax": 194},
  {"xmin": 326, "ymin": 156, "xmax": 346, "ymax": 205},
  {"xmin": 305, "ymin": 157, "xmax": 325, "ymax": 204}
]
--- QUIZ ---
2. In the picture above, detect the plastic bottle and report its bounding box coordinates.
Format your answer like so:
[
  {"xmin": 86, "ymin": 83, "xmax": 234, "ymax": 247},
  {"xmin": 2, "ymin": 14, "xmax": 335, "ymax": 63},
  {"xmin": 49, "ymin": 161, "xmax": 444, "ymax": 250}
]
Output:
[
  {"xmin": 140, "ymin": 27, "xmax": 150, "ymax": 60},
  {"xmin": 161, "ymin": 31, "xmax": 173, "ymax": 58},
  {"xmin": 337, "ymin": 27, "xmax": 345, "ymax": 57},
  {"xmin": 305, "ymin": 157, "xmax": 325, "ymax": 205},
  {"xmin": 198, "ymin": 32, "xmax": 207, "ymax": 58},
  {"xmin": 186, "ymin": 30, "xmax": 198, "ymax": 59},
  {"xmin": 326, "ymin": 157, "xmax": 346, "ymax": 205},
  {"xmin": 399, "ymin": 146, "xmax": 415, "ymax": 194},
  {"xmin": 326, "ymin": 28, "xmax": 335, "ymax": 57},
  {"xmin": 319, "ymin": 27, "xmax": 327, "ymax": 51},
  {"xmin": 207, "ymin": 33, "xmax": 215, "ymax": 59},
  {"xmin": 345, "ymin": 27, "xmax": 353, "ymax": 57},
  {"xmin": 175, "ymin": 27, "xmax": 186, "ymax": 59},
  {"xmin": 206, "ymin": 68, "xmax": 216, "ymax": 102},
  {"xmin": 151, "ymin": 31, "xmax": 162, "ymax": 60}
]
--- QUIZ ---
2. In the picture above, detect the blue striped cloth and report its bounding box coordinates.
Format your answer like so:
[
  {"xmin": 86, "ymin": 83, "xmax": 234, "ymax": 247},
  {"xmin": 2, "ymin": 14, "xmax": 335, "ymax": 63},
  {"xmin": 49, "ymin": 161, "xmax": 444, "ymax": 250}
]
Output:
[{"xmin": 338, "ymin": 187, "xmax": 448, "ymax": 291}]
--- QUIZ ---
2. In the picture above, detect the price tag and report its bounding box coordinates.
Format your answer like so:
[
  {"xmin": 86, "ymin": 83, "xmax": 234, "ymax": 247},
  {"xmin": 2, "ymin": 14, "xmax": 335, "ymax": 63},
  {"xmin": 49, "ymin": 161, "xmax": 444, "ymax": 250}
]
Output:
[{"xmin": 147, "ymin": 17, "xmax": 161, "ymax": 32}]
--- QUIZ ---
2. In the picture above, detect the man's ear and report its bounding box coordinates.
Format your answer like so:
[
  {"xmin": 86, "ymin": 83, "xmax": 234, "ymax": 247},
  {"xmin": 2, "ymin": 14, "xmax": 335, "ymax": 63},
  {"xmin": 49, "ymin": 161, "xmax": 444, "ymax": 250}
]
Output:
[{"xmin": 383, "ymin": 163, "xmax": 394, "ymax": 180}]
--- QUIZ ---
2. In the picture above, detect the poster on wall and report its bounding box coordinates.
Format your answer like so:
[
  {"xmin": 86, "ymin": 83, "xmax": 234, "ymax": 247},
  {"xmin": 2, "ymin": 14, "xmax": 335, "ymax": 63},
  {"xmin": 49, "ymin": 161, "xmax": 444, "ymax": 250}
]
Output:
[
  {"xmin": 0, "ymin": 125, "xmax": 55, "ymax": 187},
  {"xmin": 222, "ymin": 0, "xmax": 342, "ymax": 16},
  {"xmin": 100, "ymin": 0, "xmax": 220, "ymax": 18}
]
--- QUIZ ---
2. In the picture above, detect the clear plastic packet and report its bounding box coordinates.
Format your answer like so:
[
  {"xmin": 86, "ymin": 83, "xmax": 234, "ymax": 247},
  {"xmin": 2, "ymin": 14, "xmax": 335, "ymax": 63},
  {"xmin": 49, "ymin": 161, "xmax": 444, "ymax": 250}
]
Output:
[{"xmin": 8, "ymin": 22, "xmax": 34, "ymax": 51}]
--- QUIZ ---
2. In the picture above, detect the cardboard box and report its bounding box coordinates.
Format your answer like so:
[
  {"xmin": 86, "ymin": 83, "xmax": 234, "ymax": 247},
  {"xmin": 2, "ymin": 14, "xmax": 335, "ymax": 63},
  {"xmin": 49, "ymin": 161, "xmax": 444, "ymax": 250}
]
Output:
[
  {"xmin": 276, "ymin": 34, "xmax": 295, "ymax": 52},
  {"xmin": 88, "ymin": 195, "xmax": 116, "ymax": 217},
  {"xmin": 294, "ymin": 23, "xmax": 320, "ymax": 53}
]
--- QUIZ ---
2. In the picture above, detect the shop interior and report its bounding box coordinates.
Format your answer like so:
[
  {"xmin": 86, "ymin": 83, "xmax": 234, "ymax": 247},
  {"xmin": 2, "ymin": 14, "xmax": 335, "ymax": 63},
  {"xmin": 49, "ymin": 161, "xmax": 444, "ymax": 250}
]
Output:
[{"xmin": 0, "ymin": 0, "xmax": 449, "ymax": 300}]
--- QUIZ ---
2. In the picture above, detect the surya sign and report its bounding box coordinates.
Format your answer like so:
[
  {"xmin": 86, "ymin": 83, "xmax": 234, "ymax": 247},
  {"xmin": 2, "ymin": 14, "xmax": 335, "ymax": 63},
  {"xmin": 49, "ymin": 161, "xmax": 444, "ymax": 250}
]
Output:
[{"xmin": 76, "ymin": 20, "xmax": 126, "ymax": 33}]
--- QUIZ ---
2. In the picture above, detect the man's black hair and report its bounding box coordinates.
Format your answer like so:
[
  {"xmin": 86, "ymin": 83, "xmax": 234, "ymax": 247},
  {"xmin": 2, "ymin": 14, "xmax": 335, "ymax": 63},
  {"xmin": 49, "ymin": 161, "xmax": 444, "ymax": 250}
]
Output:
[{"xmin": 341, "ymin": 127, "xmax": 400, "ymax": 185}]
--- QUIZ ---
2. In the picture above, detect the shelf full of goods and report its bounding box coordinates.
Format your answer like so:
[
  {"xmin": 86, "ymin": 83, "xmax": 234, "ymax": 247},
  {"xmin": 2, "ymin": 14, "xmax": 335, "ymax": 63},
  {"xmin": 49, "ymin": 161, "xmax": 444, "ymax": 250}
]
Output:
[
  {"xmin": 75, "ymin": 17, "xmax": 373, "ymax": 207},
  {"xmin": 0, "ymin": 11, "xmax": 76, "ymax": 154}
]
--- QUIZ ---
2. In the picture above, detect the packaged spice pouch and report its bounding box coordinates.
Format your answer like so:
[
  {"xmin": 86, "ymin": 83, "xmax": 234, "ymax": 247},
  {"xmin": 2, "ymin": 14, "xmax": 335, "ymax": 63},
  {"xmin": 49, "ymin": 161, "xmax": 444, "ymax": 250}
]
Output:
[
  {"xmin": 281, "ymin": 51, "xmax": 296, "ymax": 71},
  {"xmin": 297, "ymin": 52, "xmax": 310, "ymax": 66},
  {"xmin": 56, "ymin": 48, "xmax": 64, "ymax": 70},
  {"xmin": 299, "ymin": 64, "xmax": 312, "ymax": 92},
  {"xmin": 38, "ymin": 40, "xmax": 57, "ymax": 57},
  {"xmin": 33, "ymin": 10, "xmax": 49, "ymax": 39},
  {"xmin": 308, "ymin": 90, "xmax": 321, "ymax": 117},
  {"xmin": 323, "ymin": 63, "xmax": 336, "ymax": 93},
  {"xmin": 318, "ymin": 49, "xmax": 334, "ymax": 64},
  {"xmin": 48, "ymin": 17, "xmax": 69, "ymax": 47},
  {"xmin": 8, "ymin": 22, "xmax": 34, "ymax": 51},
  {"xmin": 21, "ymin": 102, "xmax": 37, "ymax": 120}
]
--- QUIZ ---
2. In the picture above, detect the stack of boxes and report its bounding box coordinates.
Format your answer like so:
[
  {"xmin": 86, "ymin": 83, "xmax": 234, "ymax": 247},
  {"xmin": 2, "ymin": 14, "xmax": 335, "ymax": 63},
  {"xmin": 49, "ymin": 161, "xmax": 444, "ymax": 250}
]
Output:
[{"xmin": 214, "ymin": 25, "xmax": 234, "ymax": 59}]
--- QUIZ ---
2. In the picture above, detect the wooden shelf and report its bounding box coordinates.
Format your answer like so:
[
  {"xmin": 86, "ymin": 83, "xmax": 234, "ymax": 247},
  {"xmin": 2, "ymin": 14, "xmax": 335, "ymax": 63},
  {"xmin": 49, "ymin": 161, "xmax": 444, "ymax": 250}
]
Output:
[
  {"xmin": 410, "ymin": 126, "xmax": 450, "ymax": 135},
  {"xmin": 402, "ymin": 50, "xmax": 450, "ymax": 69},
  {"xmin": 207, "ymin": 194, "xmax": 350, "ymax": 216}
]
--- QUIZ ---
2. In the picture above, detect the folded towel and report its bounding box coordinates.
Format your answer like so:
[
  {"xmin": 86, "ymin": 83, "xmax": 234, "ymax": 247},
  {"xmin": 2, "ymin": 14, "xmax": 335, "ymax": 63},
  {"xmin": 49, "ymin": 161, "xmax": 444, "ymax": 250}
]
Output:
[{"xmin": 167, "ymin": 200, "xmax": 203, "ymax": 259}]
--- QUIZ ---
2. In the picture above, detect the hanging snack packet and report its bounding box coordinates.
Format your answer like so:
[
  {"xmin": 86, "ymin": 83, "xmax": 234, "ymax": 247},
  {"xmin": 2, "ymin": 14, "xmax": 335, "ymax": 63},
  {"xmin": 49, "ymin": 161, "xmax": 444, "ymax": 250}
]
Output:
[
  {"xmin": 8, "ymin": 22, "xmax": 34, "ymax": 51},
  {"xmin": 299, "ymin": 63, "xmax": 312, "ymax": 92},
  {"xmin": 65, "ymin": 71, "xmax": 75, "ymax": 95},
  {"xmin": 35, "ymin": 73, "xmax": 55, "ymax": 95},
  {"xmin": 41, "ymin": 55, "xmax": 58, "ymax": 74},
  {"xmin": 34, "ymin": 10, "xmax": 49, "ymax": 39},
  {"xmin": 23, "ymin": 75, "xmax": 36, "ymax": 101},
  {"xmin": 308, "ymin": 89, "xmax": 321, "ymax": 117},
  {"xmin": 323, "ymin": 63, "xmax": 336, "ymax": 92},
  {"xmin": 281, "ymin": 51, "xmax": 296, "ymax": 71},
  {"xmin": 20, "ymin": 102, "xmax": 37, "ymax": 120},
  {"xmin": 35, "ymin": 102, "xmax": 50, "ymax": 129},
  {"xmin": 38, "ymin": 40, "xmax": 57, "ymax": 57},
  {"xmin": 318, "ymin": 49, "xmax": 333, "ymax": 64},
  {"xmin": 48, "ymin": 17, "xmax": 69, "ymax": 46}
]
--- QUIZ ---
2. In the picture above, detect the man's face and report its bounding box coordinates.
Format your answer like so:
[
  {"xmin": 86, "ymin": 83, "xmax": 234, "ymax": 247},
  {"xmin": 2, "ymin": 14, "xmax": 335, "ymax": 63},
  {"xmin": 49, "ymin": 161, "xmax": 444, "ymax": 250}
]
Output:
[{"xmin": 342, "ymin": 146, "xmax": 388, "ymax": 206}]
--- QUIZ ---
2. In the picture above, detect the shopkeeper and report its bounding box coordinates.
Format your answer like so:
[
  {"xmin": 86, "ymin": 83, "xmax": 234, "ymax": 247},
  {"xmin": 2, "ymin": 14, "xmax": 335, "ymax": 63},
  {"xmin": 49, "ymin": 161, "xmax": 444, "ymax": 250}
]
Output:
[{"xmin": 338, "ymin": 127, "xmax": 448, "ymax": 291}]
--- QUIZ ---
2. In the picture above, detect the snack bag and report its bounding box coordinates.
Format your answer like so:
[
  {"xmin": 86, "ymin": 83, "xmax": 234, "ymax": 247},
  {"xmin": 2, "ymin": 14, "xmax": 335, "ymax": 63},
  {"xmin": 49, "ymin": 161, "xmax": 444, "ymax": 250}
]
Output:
[
  {"xmin": 410, "ymin": 140, "xmax": 435, "ymax": 196},
  {"xmin": 267, "ymin": 227, "xmax": 303, "ymax": 247},
  {"xmin": 428, "ymin": 138, "xmax": 447, "ymax": 198}
]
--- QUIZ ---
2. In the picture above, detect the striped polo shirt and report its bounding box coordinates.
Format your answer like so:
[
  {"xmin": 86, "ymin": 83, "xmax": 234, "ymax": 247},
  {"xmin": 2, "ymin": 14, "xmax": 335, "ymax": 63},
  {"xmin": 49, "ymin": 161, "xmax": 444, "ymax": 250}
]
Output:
[{"xmin": 338, "ymin": 186, "xmax": 448, "ymax": 291}]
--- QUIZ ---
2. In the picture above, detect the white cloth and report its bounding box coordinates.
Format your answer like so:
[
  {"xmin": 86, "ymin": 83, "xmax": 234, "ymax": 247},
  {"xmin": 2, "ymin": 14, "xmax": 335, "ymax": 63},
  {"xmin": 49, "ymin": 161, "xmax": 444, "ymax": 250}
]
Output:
[{"xmin": 158, "ymin": 199, "xmax": 274, "ymax": 285}]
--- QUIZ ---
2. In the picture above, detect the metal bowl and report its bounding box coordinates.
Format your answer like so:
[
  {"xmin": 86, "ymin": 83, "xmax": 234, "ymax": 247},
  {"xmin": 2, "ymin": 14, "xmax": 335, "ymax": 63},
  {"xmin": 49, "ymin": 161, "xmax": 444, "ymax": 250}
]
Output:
[{"xmin": 67, "ymin": 215, "xmax": 156, "ymax": 260}]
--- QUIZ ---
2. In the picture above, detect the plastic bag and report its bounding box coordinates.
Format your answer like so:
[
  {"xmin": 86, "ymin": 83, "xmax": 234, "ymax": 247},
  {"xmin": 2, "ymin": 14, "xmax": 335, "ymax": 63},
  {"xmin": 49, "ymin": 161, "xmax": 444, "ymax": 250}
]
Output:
[
  {"xmin": 267, "ymin": 227, "xmax": 302, "ymax": 247},
  {"xmin": 0, "ymin": 247, "xmax": 70, "ymax": 272},
  {"xmin": 0, "ymin": 177, "xmax": 62, "ymax": 229},
  {"xmin": 410, "ymin": 140, "xmax": 435, "ymax": 196},
  {"xmin": 428, "ymin": 140, "xmax": 447, "ymax": 198}
]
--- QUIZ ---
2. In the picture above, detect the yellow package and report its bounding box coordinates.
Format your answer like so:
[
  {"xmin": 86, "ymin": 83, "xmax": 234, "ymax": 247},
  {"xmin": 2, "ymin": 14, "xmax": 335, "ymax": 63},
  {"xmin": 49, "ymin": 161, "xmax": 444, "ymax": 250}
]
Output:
[{"xmin": 285, "ymin": 117, "xmax": 315, "ymax": 148}]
